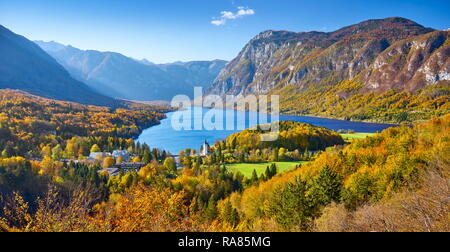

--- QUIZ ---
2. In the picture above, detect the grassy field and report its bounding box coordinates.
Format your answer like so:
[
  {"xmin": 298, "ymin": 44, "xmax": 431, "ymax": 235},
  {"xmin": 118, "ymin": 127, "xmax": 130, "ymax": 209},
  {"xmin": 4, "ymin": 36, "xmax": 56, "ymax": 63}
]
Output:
[
  {"xmin": 226, "ymin": 161, "xmax": 307, "ymax": 178},
  {"xmin": 340, "ymin": 133, "xmax": 375, "ymax": 141}
]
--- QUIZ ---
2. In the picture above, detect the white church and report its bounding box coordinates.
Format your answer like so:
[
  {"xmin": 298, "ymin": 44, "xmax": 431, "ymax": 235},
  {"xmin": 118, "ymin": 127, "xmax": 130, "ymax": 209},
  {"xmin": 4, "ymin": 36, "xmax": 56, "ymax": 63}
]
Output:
[{"xmin": 200, "ymin": 140, "xmax": 211, "ymax": 156}]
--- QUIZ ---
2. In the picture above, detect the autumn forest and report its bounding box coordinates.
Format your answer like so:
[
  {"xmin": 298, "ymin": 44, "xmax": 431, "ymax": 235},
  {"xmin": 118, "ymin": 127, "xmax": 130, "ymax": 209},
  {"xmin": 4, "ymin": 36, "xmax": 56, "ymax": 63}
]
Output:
[
  {"xmin": 0, "ymin": 88, "xmax": 448, "ymax": 232},
  {"xmin": 0, "ymin": 2, "xmax": 449, "ymax": 235}
]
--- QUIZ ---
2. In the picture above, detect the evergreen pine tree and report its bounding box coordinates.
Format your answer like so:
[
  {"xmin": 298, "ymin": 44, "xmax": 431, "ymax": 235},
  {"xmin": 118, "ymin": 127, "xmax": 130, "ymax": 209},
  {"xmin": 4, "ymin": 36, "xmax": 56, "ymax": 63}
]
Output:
[
  {"xmin": 270, "ymin": 163, "xmax": 278, "ymax": 177},
  {"xmin": 311, "ymin": 166, "xmax": 343, "ymax": 207},
  {"xmin": 251, "ymin": 169, "xmax": 259, "ymax": 184},
  {"xmin": 205, "ymin": 196, "xmax": 218, "ymax": 221},
  {"xmin": 142, "ymin": 151, "xmax": 152, "ymax": 164},
  {"xmin": 265, "ymin": 166, "xmax": 271, "ymax": 180}
]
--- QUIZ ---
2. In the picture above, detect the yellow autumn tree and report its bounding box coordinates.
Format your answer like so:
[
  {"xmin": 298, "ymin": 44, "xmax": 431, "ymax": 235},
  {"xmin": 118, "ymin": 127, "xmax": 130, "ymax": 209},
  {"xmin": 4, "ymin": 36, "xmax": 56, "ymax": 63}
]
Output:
[
  {"xmin": 90, "ymin": 144, "xmax": 101, "ymax": 153},
  {"xmin": 103, "ymin": 157, "xmax": 115, "ymax": 168}
]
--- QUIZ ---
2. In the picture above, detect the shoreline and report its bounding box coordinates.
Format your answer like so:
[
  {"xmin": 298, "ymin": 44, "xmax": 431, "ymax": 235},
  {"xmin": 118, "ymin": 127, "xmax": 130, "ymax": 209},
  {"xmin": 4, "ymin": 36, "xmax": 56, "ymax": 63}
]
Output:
[
  {"xmin": 197, "ymin": 102, "xmax": 402, "ymax": 125},
  {"xmin": 179, "ymin": 105, "xmax": 398, "ymax": 128},
  {"xmin": 135, "ymin": 107, "xmax": 400, "ymax": 154}
]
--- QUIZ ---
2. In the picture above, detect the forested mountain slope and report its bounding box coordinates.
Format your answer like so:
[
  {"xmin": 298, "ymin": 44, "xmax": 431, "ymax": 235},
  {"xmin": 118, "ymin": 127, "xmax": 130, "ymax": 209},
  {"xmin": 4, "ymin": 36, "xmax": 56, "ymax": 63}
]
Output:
[
  {"xmin": 0, "ymin": 89, "xmax": 168, "ymax": 157},
  {"xmin": 209, "ymin": 17, "xmax": 449, "ymax": 123}
]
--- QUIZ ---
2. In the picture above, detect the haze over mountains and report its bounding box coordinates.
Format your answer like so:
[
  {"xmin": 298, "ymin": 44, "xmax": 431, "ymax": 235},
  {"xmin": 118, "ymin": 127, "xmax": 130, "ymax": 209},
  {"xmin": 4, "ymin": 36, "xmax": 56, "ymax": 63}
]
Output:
[
  {"xmin": 35, "ymin": 41, "xmax": 227, "ymax": 101},
  {"xmin": 0, "ymin": 25, "xmax": 120, "ymax": 107}
]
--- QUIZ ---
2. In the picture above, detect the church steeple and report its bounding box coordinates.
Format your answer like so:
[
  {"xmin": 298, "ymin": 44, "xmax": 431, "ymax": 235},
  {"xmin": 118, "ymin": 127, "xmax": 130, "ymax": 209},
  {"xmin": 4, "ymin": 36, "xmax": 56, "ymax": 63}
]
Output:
[{"xmin": 201, "ymin": 140, "xmax": 210, "ymax": 156}]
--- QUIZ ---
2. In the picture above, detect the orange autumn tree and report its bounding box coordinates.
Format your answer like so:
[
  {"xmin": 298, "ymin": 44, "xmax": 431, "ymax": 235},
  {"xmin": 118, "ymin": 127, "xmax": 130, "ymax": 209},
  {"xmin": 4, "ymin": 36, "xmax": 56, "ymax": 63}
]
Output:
[
  {"xmin": 91, "ymin": 185, "xmax": 202, "ymax": 232},
  {"xmin": 219, "ymin": 114, "xmax": 450, "ymax": 231},
  {"xmin": 1, "ymin": 184, "xmax": 205, "ymax": 232}
]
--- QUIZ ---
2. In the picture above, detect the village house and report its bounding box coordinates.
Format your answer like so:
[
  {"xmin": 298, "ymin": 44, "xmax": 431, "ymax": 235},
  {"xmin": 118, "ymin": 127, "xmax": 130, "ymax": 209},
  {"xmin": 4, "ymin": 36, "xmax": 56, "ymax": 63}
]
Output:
[
  {"xmin": 114, "ymin": 162, "xmax": 146, "ymax": 172},
  {"xmin": 102, "ymin": 168, "xmax": 120, "ymax": 177},
  {"xmin": 88, "ymin": 152, "xmax": 111, "ymax": 160},
  {"xmin": 112, "ymin": 150, "xmax": 131, "ymax": 162},
  {"xmin": 99, "ymin": 162, "xmax": 146, "ymax": 177}
]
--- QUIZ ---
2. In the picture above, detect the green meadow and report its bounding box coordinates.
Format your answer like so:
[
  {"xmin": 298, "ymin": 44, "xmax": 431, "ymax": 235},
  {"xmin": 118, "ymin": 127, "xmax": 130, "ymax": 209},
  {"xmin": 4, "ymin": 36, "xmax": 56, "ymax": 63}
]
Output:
[
  {"xmin": 226, "ymin": 161, "xmax": 307, "ymax": 178},
  {"xmin": 340, "ymin": 133, "xmax": 375, "ymax": 141}
]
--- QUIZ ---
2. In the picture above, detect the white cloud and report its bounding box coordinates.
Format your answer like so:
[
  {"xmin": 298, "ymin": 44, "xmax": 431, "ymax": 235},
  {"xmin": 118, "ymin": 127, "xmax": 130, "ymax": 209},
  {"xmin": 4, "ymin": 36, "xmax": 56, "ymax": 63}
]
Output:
[
  {"xmin": 221, "ymin": 11, "xmax": 236, "ymax": 20},
  {"xmin": 236, "ymin": 6, "xmax": 255, "ymax": 17},
  {"xmin": 211, "ymin": 19, "xmax": 226, "ymax": 26},
  {"xmin": 211, "ymin": 6, "xmax": 255, "ymax": 26}
]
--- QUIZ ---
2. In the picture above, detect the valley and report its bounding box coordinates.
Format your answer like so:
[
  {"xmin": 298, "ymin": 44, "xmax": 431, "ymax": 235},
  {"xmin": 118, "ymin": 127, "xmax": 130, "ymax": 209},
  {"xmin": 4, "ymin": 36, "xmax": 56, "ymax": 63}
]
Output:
[
  {"xmin": 0, "ymin": 13, "xmax": 448, "ymax": 233},
  {"xmin": 35, "ymin": 40, "xmax": 228, "ymax": 101}
]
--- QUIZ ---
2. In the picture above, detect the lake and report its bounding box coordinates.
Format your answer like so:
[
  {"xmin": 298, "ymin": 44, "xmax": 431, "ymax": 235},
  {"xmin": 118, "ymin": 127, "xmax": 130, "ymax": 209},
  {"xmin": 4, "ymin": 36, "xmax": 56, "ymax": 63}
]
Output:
[{"xmin": 137, "ymin": 107, "xmax": 395, "ymax": 154}]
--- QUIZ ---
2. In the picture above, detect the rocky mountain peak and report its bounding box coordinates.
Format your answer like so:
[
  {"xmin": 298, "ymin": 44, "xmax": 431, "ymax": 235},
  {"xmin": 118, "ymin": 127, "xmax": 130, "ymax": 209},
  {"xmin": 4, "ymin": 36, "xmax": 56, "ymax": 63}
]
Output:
[{"xmin": 208, "ymin": 17, "xmax": 440, "ymax": 98}]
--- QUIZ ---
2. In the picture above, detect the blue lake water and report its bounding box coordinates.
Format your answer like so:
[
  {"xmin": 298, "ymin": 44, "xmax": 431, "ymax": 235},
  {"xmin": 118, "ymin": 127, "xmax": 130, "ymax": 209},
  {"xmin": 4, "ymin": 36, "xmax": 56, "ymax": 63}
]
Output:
[{"xmin": 137, "ymin": 107, "xmax": 395, "ymax": 154}]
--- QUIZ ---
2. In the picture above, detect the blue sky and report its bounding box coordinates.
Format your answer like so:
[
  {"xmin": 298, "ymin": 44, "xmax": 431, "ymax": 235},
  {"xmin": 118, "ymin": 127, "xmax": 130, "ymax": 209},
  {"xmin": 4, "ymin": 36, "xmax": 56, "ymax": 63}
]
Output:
[{"xmin": 0, "ymin": 0, "xmax": 449, "ymax": 63}]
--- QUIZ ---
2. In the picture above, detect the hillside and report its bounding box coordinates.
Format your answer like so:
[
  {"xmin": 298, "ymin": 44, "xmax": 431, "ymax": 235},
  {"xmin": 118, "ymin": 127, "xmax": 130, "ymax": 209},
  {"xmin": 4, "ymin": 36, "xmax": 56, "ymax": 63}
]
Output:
[
  {"xmin": 189, "ymin": 121, "xmax": 346, "ymax": 165},
  {"xmin": 0, "ymin": 25, "xmax": 121, "ymax": 107},
  {"xmin": 35, "ymin": 41, "xmax": 227, "ymax": 101},
  {"xmin": 1, "ymin": 111, "xmax": 447, "ymax": 232},
  {"xmin": 0, "ymin": 89, "xmax": 168, "ymax": 157},
  {"xmin": 220, "ymin": 114, "xmax": 450, "ymax": 231},
  {"xmin": 226, "ymin": 121, "xmax": 345, "ymax": 152},
  {"xmin": 208, "ymin": 17, "xmax": 450, "ymax": 123}
]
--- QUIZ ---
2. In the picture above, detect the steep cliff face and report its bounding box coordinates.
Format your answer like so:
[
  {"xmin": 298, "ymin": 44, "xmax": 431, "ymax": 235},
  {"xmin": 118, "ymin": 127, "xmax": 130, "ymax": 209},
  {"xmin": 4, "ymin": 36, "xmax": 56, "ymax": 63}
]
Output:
[
  {"xmin": 209, "ymin": 17, "xmax": 437, "ymax": 97},
  {"xmin": 360, "ymin": 31, "xmax": 450, "ymax": 93}
]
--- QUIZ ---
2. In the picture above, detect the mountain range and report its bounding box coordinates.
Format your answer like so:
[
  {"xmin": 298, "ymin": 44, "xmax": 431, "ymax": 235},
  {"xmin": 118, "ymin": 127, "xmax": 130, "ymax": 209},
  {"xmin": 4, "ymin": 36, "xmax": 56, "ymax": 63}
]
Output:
[
  {"xmin": 35, "ymin": 41, "xmax": 227, "ymax": 101},
  {"xmin": 208, "ymin": 17, "xmax": 449, "ymax": 122},
  {"xmin": 0, "ymin": 18, "xmax": 448, "ymax": 122},
  {"xmin": 0, "ymin": 25, "xmax": 121, "ymax": 107}
]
